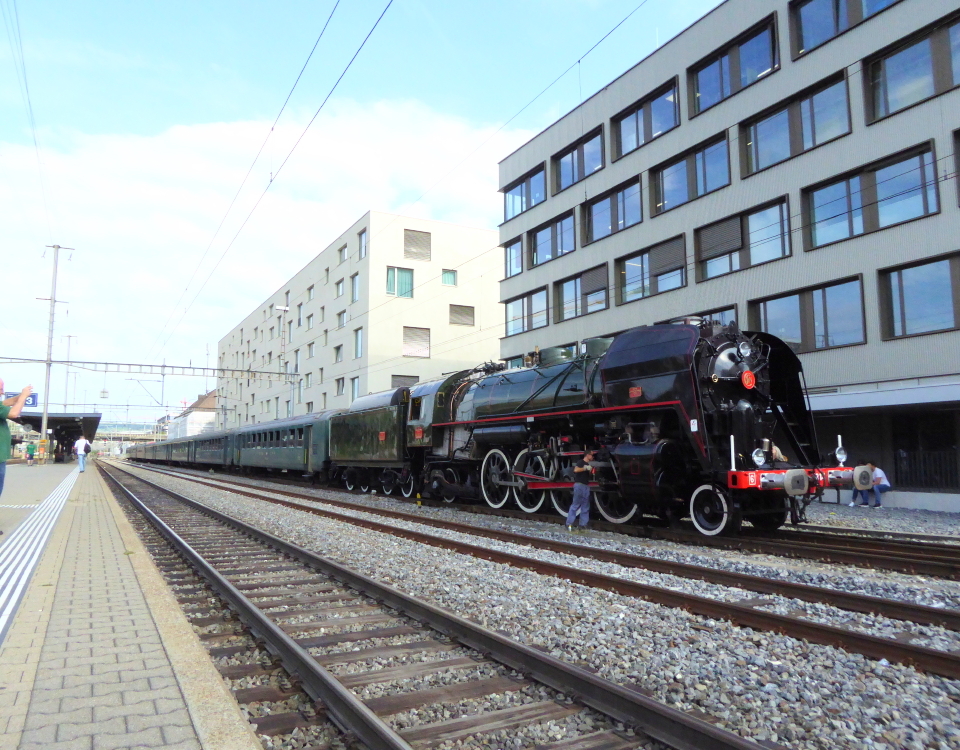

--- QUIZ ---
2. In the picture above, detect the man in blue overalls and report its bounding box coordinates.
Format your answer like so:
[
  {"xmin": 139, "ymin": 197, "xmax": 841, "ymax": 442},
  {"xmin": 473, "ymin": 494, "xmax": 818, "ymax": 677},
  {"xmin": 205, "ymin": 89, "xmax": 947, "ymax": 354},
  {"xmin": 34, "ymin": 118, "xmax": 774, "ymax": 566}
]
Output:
[{"xmin": 566, "ymin": 449, "xmax": 595, "ymax": 533}]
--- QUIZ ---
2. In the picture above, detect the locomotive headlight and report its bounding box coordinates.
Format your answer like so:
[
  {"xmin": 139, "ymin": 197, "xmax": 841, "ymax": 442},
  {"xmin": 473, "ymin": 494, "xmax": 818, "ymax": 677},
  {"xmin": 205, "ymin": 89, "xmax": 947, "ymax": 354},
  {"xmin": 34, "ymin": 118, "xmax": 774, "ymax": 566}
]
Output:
[
  {"xmin": 738, "ymin": 341, "xmax": 754, "ymax": 359},
  {"xmin": 751, "ymin": 448, "xmax": 766, "ymax": 467},
  {"xmin": 835, "ymin": 446, "xmax": 848, "ymax": 464}
]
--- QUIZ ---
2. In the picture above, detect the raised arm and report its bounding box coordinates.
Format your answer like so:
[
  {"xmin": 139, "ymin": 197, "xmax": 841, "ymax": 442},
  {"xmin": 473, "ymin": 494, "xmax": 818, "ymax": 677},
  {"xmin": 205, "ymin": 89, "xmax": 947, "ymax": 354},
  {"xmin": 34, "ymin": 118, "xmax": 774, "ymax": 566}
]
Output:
[{"xmin": 6, "ymin": 386, "xmax": 32, "ymax": 419}]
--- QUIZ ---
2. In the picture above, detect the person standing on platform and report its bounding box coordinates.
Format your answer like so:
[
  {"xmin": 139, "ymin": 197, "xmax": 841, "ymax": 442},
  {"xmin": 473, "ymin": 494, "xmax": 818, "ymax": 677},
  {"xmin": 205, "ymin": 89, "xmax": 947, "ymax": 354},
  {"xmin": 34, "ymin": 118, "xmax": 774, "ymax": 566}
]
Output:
[
  {"xmin": 25, "ymin": 442, "xmax": 36, "ymax": 466},
  {"xmin": 74, "ymin": 435, "xmax": 91, "ymax": 472},
  {"xmin": 0, "ymin": 380, "xmax": 33, "ymax": 498},
  {"xmin": 566, "ymin": 448, "xmax": 596, "ymax": 533}
]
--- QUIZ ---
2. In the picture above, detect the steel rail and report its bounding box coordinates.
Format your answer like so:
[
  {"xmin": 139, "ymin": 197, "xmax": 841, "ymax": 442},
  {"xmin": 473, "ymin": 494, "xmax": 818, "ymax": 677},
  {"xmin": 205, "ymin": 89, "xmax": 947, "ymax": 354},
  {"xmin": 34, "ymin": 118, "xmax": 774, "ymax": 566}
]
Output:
[
  {"xmin": 122, "ymin": 464, "xmax": 960, "ymax": 679},
  {"xmin": 104, "ymin": 463, "xmax": 763, "ymax": 750},
  {"xmin": 99, "ymin": 466, "xmax": 414, "ymax": 750},
  {"xmin": 135, "ymin": 465, "xmax": 960, "ymax": 631}
]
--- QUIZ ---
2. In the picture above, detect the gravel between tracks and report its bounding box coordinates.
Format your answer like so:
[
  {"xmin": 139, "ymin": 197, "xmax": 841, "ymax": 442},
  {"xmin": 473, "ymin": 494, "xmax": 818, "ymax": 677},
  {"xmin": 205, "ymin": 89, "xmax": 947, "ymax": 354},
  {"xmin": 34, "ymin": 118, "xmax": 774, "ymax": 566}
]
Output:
[{"xmin": 125, "ymin": 465, "xmax": 960, "ymax": 749}]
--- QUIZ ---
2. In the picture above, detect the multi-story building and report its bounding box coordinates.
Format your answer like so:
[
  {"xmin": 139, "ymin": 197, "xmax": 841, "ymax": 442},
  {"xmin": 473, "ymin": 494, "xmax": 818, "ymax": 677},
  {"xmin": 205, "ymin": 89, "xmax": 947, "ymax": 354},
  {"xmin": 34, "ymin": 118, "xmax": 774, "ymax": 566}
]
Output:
[
  {"xmin": 218, "ymin": 211, "xmax": 499, "ymax": 427},
  {"xmin": 498, "ymin": 0, "xmax": 960, "ymax": 510}
]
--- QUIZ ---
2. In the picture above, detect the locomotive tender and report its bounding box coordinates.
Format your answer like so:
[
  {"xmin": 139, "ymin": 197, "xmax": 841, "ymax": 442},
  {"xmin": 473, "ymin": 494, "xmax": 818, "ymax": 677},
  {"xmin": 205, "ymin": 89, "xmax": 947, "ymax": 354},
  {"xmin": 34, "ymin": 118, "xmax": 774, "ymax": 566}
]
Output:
[{"xmin": 128, "ymin": 319, "xmax": 859, "ymax": 535}]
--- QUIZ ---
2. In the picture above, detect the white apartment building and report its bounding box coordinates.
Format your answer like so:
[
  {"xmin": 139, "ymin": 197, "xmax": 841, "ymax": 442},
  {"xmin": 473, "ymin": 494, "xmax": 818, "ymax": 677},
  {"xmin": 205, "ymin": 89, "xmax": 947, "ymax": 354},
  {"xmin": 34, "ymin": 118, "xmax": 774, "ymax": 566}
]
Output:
[
  {"xmin": 218, "ymin": 211, "xmax": 500, "ymax": 426},
  {"xmin": 498, "ymin": 0, "xmax": 960, "ymax": 509}
]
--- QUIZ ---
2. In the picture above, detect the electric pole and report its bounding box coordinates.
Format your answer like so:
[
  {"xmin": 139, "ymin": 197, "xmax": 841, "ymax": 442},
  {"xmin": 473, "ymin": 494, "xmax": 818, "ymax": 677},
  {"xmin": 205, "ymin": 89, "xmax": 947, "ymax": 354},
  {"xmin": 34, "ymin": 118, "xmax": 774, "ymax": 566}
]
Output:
[
  {"xmin": 62, "ymin": 335, "xmax": 77, "ymax": 409},
  {"xmin": 40, "ymin": 245, "xmax": 73, "ymax": 460}
]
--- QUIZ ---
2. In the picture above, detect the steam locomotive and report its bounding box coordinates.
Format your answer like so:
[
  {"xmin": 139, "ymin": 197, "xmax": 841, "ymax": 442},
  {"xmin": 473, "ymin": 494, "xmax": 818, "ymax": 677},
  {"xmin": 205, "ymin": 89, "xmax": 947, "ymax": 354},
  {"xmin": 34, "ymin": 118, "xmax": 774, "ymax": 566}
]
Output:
[{"xmin": 128, "ymin": 319, "xmax": 859, "ymax": 536}]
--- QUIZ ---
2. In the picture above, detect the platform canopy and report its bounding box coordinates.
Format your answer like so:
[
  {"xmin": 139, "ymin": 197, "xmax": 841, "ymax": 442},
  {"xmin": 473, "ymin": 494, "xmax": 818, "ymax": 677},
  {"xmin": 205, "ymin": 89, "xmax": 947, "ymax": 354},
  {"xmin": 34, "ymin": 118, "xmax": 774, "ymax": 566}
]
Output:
[{"xmin": 15, "ymin": 412, "xmax": 102, "ymax": 443}]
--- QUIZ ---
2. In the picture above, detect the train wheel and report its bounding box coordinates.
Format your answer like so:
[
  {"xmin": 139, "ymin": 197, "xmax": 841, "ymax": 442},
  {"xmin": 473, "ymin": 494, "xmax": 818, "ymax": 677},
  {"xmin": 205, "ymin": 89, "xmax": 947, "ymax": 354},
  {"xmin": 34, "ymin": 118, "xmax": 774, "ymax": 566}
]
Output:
[
  {"xmin": 400, "ymin": 474, "xmax": 416, "ymax": 498},
  {"xmin": 381, "ymin": 477, "xmax": 396, "ymax": 495},
  {"xmin": 480, "ymin": 448, "xmax": 513, "ymax": 509},
  {"xmin": 549, "ymin": 457, "xmax": 574, "ymax": 517},
  {"xmin": 595, "ymin": 492, "xmax": 637, "ymax": 524},
  {"xmin": 512, "ymin": 449, "xmax": 548, "ymax": 513},
  {"xmin": 344, "ymin": 474, "xmax": 356, "ymax": 491},
  {"xmin": 748, "ymin": 498, "xmax": 788, "ymax": 530},
  {"xmin": 359, "ymin": 473, "xmax": 370, "ymax": 493},
  {"xmin": 442, "ymin": 468, "xmax": 460, "ymax": 503},
  {"xmin": 689, "ymin": 485, "xmax": 742, "ymax": 536}
]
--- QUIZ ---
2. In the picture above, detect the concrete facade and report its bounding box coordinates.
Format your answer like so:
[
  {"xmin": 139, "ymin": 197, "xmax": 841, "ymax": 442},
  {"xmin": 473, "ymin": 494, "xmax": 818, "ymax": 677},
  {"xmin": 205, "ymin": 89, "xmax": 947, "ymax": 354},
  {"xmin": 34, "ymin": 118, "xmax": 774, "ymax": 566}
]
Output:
[
  {"xmin": 498, "ymin": 0, "xmax": 960, "ymax": 509},
  {"xmin": 218, "ymin": 211, "xmax": 500, "ymax": 427}
]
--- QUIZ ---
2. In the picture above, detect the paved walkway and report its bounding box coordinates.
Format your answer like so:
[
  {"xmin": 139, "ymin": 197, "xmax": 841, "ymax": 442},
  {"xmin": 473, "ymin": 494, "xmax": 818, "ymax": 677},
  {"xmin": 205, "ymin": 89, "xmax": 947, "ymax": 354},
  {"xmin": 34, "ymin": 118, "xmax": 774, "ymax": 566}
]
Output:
[{"xmin": 0, "ymin": 464, "xmax": 261, "ymax": 750}]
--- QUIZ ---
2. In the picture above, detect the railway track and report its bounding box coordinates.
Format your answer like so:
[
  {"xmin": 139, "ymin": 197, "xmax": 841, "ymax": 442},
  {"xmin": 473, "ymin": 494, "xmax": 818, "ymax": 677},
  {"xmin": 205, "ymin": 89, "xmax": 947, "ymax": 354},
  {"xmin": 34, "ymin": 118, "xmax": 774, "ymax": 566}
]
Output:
[
  {"xmin": 121, "ymin": 462, "xmax": 960, "ymax": 680},
  {"xmin": 101, "ymin": 463, "xmax": 763, "ymax": 750}
]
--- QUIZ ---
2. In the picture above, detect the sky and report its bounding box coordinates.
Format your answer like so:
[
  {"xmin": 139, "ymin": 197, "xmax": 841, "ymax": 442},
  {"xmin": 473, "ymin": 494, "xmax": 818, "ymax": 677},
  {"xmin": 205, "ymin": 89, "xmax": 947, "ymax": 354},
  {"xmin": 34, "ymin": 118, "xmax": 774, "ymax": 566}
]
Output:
[{"xmin": 0, "ymin": 0, "xmax": 723, "ymax": 426}]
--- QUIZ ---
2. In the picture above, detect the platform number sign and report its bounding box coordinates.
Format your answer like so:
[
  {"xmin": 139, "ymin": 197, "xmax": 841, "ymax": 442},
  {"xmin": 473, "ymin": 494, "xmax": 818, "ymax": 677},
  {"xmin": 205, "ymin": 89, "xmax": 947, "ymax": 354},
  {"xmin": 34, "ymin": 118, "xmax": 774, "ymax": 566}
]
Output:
[{"xmin": 4, "ymin": 392, "xmax": 38, "ymax": 408}]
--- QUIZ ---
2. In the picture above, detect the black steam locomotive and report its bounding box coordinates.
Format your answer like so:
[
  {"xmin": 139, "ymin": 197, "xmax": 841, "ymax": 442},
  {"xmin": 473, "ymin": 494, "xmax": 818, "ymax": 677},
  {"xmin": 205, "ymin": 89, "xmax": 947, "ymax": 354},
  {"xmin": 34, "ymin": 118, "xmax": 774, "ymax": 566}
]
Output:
[{"xmin": 129, "ymin": 320, "xmax": 857, "ymax": 536}]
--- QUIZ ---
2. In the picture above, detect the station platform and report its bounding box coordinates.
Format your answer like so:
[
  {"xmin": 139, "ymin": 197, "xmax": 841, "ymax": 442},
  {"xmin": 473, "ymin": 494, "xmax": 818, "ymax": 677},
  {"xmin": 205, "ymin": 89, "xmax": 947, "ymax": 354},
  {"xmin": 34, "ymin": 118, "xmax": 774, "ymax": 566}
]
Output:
[{"xmin": 0, "ymin": 462, "xmax": 262, "ymax": 750}]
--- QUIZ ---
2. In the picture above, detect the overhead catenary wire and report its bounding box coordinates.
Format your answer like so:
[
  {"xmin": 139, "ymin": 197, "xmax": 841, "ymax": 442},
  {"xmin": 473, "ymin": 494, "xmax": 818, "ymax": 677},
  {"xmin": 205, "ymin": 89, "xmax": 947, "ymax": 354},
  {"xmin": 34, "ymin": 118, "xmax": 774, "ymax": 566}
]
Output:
[
  {"xmin": 147, "ymin": 0, "xmax": 343, "ymax": 359},
  {"xmin": 153, "ymin": 0, "xmax": 396, "ymax": 361}
]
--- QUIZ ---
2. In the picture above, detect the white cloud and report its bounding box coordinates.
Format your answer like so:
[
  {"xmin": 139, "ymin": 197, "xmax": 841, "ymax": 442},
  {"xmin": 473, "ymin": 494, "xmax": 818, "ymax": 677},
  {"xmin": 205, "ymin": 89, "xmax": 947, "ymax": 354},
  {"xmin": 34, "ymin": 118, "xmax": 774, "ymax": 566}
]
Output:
[{"xmin": 0, "ymin": 99, "xmax": 531, "ymax": 420}]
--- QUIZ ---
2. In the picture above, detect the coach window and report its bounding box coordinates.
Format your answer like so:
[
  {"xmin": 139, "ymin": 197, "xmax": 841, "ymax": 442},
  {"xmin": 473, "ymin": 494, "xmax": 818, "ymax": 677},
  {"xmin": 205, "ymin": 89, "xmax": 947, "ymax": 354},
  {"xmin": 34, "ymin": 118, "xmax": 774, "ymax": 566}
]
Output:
[
  {"xmin": 504, "ymin": 238, "xmax": 523, "ymax": 278},
  {"xmin": 503, "ymin": 166, "xmax": 546, "ymax": 221},
  {"xmin": 585, "ymin": 180, "xmax": 641, "ymax": 243},
  {"xmin": 696, "ymin": 199, "xmax": 790, "ymax": 281},
  {"xmin": 692, "ymin": 17, "xmax": 778, "ymax": 115},
  {"xmin": 529, "ymin": 214, "xmax": 575, "ymax": 267},
  {"xmin": 880, "ymin": 253, "xmax": 960, "ymax": 339},
  {"xmin": 806, "ymin": 144, "xmax": 939, "ymax": 249},
  {"xmin": 617, "ymin": 236, "xmax": 686, "ymax": 305},
  {"xmin": 866, "ymin": 16, "xmax": 960, "ymax": 122},
  {"xmin": 553, "ymin": 130, "xmax": 604, "ymax": 193},
  {"xmin": 652, "ymin": 136, "xmax": 729, "ymax": 215},
  {"xmin": 505, "ymin": 289, "xmax": 548, "ymax": 336},
  {"xmin": 751, "ymin": 277, "xmax": 865, "ymax": 352},
  {"xmin": 614, "ymin": 81, "xmax": 679, "ymax": 158},
  {"xmin": 743, "ymin": 75, "xmax": 849, "ymax": 174},
  {"xmin": 793, "ymin": 0, "xmax": 903, "ymax": 57}
]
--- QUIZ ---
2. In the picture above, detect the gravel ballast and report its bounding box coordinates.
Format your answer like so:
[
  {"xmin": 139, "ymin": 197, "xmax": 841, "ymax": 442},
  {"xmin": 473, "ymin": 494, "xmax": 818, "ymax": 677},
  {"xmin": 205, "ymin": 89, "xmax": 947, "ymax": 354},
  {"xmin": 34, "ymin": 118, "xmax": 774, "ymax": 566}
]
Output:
[{"xmin": 124, "ymin": 465, "xmax": 960, "ymax": 749}]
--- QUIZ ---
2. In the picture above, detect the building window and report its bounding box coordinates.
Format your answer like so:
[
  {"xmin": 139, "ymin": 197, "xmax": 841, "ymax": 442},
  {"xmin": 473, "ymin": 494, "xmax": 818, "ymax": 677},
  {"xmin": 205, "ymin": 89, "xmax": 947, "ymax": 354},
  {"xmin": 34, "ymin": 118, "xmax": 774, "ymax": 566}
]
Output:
[
  {"xmin": 354, "ymin": 327, "xmax": 363, "ymax": 358},
  {"xmin": 334, "ymin": 345, "xmax": 342, "ymax": 363},
  {"xmin": 350, "ymin": 273, "xmax": 359, "ymax": 302},
  {"xmin": 386, "ymin": 267, "xmax": 414, "ymax": 298},
  {"xmin": 653, "ymin": 137, "xmax": 729, "ymax": 214},
  {"xmin": 325, "ymin": 268, "xmax": 329, "ymax": 284},
  {"xmin": 297, "ymin": 380, "xmax": 303, "ymax": 404},
  {"xmin": 391, "ymin": 375, "xmax": 419, "ymax": 388},
  {"xmin": 350, "ymin": 377, "xmax": 360, "ymax": 402},
  {"xmin": 504, "ymin": 239, "xmax": 522, "ymax": 278},
  {"xmin": 614, "ymin": 81, "xmax": 679, "ymax": 158},
  {"xmin": 337, "ymin": 311, "xmax": 346, "ymax": 328},
  {"xmin": 319, "ymin": 367, "xmax": 323, "ymax": 383},
  {"xmin": 751, "ymin": 278, "xmax": 865, "ymax": 352},
  {"xmin": 404, "ymin": 229, "xmax": 431, "ymax": 262},
  {"xmin": 335, "ymin": 279, "xmax": 344, "ymax": 297},
  {"xmin": 449, "ymin": 304, "xmax": 475, "ymax": 326},
  {"xmin": 335, "ymin": 378, "xmax": 345, "ymax": 396},
  {"xmin": 696, "ymin": 200, "xmax": 790, "ymax": 280},
  {"xmin": 307, "ymin": 342, "xmax": 315, "ymax": 358},
  {"xmin": 881, "ymin": 254, "xmax": 960, "ymax": 338},
  {"xmin": 402, "ymin": 327, "xmax": 431, "ymax": 357},
  {"xmin": 744, "ymin": 75, "xmax": 849, "ymax": 174},
  {"xmin": 617, "ymin": 236, "xmax": 686, "ymax": 304},
  {"xmin": 269, "ymin": 326, "xmax": 275, "ymax": 340},
  {"xmin": 338, "ymin": 246, "xmax": 347, "ymax": 264},
  {"xmin": 442, "ymin": 269, "xmax": 457, "ymax": 286},
  {"xmin": 807, "ymin": 146, "xmax": 939, "ymax": 248},
  {"xmin": 323, "ymin": 329, "xmax": 328, "ymax": 346},
  {"xmin": 358, "ymin": 229, "xmax": 367, "ymax": 259},
  {"xmin": 503, "ymin": 167, "xmax": 546, "ymax": 221},
  {"xmin": 554, "ymin": 130, "xmax": 603, "ymax": 192},
  {"xmin": 504, "ymin": 356, "xmax": 524, "ymax": 369},
  {"xmin": 505, "ymin": 289, "xmax": 548, "ymax": 336},
  {"xmin": 306, "ymin": 401, "xmax": 313, "ymax": 413},
  {"xmin": 556, "ymin": 265, "xmax": 608, "ymax": 321},
  {"xmin": 305, "ymin": 372, "xmax": 312, "ymax": 388},
  {"xmin": 530, "ymin": 214, "xmax": 575, "ymax": 267},
  {"xmin": 306, "ymin": 314, "xmax": 314, "ymax": 330},
  {"xmin": 867, "ymin": 18, "xmax": 960, "ymax": 121},
  {"xmin": 296, "ymin": 304, "xmax": 302, "ymax": 326},
  {"xmin": 307, "ymin": 285, "xmax": 314, "ymax": 300},
  {"xmin": 293, "ymin": 349, "xmax": 300, "ymax": 373},
  {"xmin": 586, "ymin": 181, "xmax": 641, "ymax": 243},
  {"xmin": 285, "ymin": 291, "xmax": 290, "ymax": 306},
  {"xmin": 693, "ymin": 18, "xmax": 778, "ymax": 114},
  {"xmin": 696, "ymin": 306, "xmax": 737, "ymax": 326},
  {"xmin": 287, "ymin": 320, "xmax": 293, "ymax": 341},
  {"xmin": 286, "ymin": 400, "xmax": 292, "ymax": 417},
  {"xmin": 794, "ymin": 0, "xmax": 903, "ymax": 56}
]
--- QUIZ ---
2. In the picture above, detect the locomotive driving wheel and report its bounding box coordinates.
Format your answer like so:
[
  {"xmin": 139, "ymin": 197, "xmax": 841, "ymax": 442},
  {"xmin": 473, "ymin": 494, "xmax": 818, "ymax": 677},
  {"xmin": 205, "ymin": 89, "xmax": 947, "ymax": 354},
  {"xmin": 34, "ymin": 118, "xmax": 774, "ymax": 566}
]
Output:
[
  {"xmin": 512, "ymin": 449, "xmax": 548, "ymax": 513},
  {"xmin": 381, "ymin": 475, "xmax": 396, "ymax": 495},
  {"xmin": 595, "ymin": 491, "xmax": 638, "ymax": 524},
  {"xmin": 689, "ymin": 484, "xmax": 742, "ymax": 536},
  {"xmin": 400, "ymin": 473, "xmax": 417, "ymax": 498},
  {"xmin": 549, "ymin": 456, "xmax": 574, "ymax": 517},
  {"xmin": 480, "ymin": 448, "xmax": 513, "ymax": 509},
  {"xmin": 344, "ymin": 472, "xmax": 357, "ymax": 491},
  {"xmin": 441, "ymin": 468, "xmax": 460, "ymax": 503}
]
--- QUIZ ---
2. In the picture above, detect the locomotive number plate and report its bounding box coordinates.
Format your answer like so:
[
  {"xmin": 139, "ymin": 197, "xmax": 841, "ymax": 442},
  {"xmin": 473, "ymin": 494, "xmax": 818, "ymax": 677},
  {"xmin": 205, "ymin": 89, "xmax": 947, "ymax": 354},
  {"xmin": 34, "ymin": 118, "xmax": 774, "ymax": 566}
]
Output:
[
  {"xmin": 629, "ymin": 386, "xmax": 643, "ymax": 399},
  {"xmin": 378, "ymin": 431, "xmax": 386, "ymax": 442},
  {"xmin": 414, "ymin": 427, "xmax": 424, "ymax": 439}
]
